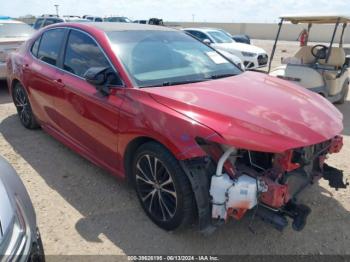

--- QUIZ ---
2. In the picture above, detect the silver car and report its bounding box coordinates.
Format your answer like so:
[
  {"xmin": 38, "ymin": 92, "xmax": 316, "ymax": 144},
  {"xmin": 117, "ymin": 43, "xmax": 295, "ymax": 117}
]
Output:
[
  {"xmin": 0, "ymin": 19, "xmax": 35, "ymax": 79},
  {"xmin": 0, "ymin": 156, "xmax": 44, "ymax": 261}
]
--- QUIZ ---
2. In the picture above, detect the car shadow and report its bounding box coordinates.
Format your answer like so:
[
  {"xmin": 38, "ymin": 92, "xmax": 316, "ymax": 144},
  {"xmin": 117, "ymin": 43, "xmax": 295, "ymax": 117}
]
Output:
[
  {"xmin": 0, "ymin": 81, "xmax": 12, "ymax": 104},
  {"xmin": 0, "ymin": 114, "xmax": 350, "ymax": 255}
]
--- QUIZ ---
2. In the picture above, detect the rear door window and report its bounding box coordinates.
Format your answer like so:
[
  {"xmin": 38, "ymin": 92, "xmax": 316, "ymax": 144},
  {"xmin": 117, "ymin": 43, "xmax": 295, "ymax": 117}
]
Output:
[
  {"xmin": 33, "ymin": 18, "xmax": 44, "ymax": 30},
  {"xmin": 31, "ymin": 37, "xmax": 41, "ymax": 57},
  {"xmin": 63, "ymin": 30, "xmax": 110, "ymax": 77},
  {"xmin": 43, "ymin": 18, "xmax": 62, "ymax": 27},
  {"xmin": 37, "ymin": 28, "xmax": 66, "ymax": 66}
]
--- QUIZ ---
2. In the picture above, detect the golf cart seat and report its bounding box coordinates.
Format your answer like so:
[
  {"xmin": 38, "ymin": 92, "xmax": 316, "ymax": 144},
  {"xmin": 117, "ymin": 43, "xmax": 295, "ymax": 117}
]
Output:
[
  {"xmin": 319, "ymin": 48, "xmax": 347, "ymax": 96},
  {"xmin": 319, "ymin": 47, "xmax": 346, "ymax": 67},
  {"xmin": 281, "ymin": 46, "xmax": 313, "ymax": 64},
  {"xmin": 294, "ymin": 46, "xmax": 314, "ymax": 64}
]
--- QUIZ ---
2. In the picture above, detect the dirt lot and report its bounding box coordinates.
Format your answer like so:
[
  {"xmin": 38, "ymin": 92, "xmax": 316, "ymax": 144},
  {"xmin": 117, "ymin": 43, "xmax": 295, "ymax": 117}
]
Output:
[{"xmin": 0, "ymin": 40, "xmax": 349, "ymax": 257}]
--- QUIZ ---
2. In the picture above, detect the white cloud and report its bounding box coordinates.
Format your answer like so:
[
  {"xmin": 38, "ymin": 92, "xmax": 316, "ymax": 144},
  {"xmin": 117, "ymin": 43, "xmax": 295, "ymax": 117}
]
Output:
[{"xmin": 2, "ymin": 0, "xmax": 350, "ymax": 22}]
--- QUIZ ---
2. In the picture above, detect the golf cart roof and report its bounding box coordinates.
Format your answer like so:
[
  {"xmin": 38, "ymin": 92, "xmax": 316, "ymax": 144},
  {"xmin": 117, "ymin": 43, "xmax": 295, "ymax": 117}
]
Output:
[{"xmin": 280, "ymin": 14, "xmax": 350, "ymax": 24}]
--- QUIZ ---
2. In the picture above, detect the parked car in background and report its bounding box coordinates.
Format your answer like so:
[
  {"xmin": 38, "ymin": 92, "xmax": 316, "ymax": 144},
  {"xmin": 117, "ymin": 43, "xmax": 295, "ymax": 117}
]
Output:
[
  {"xmin": 33, "ymin": 16, "xmax": 89, "ymax": 30},
  {"xmin": 133, "ymin": 20, "xmax": 147, "ymax": 24},
  {"xmin": 232, "ymin": 34, "xmax": 251, "ymax": 44},
  {"xmin": 218, "ymin": 29, "xmax": 251, "ymax": 44},
  {"xmin": 0, "ymin": 19, "xmax": 35, "ymax": 79},
  {"xmin": 0, "ymin": 155, "xmax": 44, "ymax": 260},
  {"xmin": 85, "ymin": 16, "xmax": 103, "ymax": 22},
  {"xmin": 7, "ymin": 22, "xmax": 347, "ymax": 234},
  {"xmin": 133, "ymin": 18, "xmax": 164, "ymax": 25},
  {"xmin": 148, "ymin": 18, "xmax": 164, "ymax": 25},
  {"xmin": 184, "ymin": 28, "xmax": 268, "ymax": 69},
  {"xmin": 216, "ymin": 49, "xmax": 245, "ymax": 70},
  {"xmin": 104, "ymin": 16, "xmax": 132, "ymax": 23}
]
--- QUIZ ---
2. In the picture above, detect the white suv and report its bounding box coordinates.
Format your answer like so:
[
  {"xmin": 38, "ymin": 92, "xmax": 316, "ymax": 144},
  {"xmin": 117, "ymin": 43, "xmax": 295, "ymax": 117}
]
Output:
[{"xmin": 184, "ymin": 28, "xmax": 268, "ymax": 69}]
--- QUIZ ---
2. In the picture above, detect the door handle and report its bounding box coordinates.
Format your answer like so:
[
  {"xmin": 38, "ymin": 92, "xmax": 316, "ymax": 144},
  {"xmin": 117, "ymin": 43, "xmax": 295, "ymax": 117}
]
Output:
[{"xmin": 53, "ymin": 79, "xmax": 65, "ymax": 88}]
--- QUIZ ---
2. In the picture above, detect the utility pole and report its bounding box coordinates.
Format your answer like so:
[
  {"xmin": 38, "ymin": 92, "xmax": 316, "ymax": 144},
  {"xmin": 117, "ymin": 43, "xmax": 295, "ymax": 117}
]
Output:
[
  {"xmin": 54, "ymin": 4, "xmax": 59, "ymax": 17},
  {"xmin": 192, "ymin": 14, "xmax": 195, "ymax": 22}
]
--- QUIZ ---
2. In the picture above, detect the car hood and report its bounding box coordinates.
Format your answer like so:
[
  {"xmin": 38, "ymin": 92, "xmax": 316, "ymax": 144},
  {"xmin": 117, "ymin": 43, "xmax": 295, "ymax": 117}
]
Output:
[
  {"xmin": 143, "ymin": 71, "xmax": 343, "ymax": 153},
  {"xmin": 213, "ymin": 42, "xmax": 266, "ymax": 54}
]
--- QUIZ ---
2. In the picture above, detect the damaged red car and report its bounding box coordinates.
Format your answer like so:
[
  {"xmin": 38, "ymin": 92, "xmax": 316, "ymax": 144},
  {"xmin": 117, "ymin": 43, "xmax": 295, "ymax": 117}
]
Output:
[{"xmin": 7, "ymin": 22, "xmax": 348, "ymax": 233}]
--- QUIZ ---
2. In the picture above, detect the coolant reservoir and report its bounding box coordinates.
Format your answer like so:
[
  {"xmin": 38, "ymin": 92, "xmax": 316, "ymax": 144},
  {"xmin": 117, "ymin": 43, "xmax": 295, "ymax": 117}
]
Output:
[
  {"xmin": 227, "ymin": 175, "xmax": 258, "ymax": 209},
  {"xmin": 210, "ymin": 174, "xmax": 233, "ymax": 219},
  {"xmin": 210, "ymin": 174, "xmax": 258, "ymax": 219}
]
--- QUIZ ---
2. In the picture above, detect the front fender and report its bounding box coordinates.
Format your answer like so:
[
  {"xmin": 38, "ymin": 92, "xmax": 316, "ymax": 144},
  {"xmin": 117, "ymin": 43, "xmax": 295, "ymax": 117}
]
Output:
[{"xmin": 118, "ymin": 89, "xmax": 225, "ymax": 160}]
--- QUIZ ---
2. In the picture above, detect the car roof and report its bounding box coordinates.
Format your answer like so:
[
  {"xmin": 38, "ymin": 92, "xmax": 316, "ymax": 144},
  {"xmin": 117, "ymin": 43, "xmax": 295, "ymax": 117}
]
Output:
[
  {"xmin": 280, "ymin": 14, "xmax": 350, "ymax": 24},
  {"xmin": 82, "ymin": 22, "xmax": 177, "ymax": 32}
]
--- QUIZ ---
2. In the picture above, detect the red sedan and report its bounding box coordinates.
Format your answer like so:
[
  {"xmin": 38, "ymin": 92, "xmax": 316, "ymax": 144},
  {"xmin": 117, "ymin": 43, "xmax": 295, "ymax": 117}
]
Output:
[{"xmin": 6, "ymin": 22, "xmax": 347, "ymax": 233}]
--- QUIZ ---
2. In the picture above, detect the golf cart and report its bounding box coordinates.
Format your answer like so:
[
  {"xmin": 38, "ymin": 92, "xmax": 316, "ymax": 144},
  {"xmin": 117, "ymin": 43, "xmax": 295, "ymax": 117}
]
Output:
[{"xmin": 269, "ymin": 15, "xmax": 350, "ymax": 104}]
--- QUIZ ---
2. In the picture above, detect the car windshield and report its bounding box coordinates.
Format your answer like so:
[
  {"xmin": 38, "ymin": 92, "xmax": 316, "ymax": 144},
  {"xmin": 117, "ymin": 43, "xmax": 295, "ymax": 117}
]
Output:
[
  {"xmin": 107, "ymin": 30, "xmax": 241, "ymax": 88},
  {"xmin": 0, "ymin": 23, "xmax": 35, "ymax": 38},
  {"xmin": 207, "ymin": 31, "xmax": 234, "ymax": 43}
]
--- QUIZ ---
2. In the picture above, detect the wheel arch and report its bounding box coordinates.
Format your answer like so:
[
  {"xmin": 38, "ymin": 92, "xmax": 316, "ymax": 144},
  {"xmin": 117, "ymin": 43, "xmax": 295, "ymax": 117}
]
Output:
[
  {"xmin": 10, "ymin": 78, "xmax": 22, "ymax": 97},
  {"xmin": 123, "ymin": 136, "xmax": 162, "ymax": 184}
]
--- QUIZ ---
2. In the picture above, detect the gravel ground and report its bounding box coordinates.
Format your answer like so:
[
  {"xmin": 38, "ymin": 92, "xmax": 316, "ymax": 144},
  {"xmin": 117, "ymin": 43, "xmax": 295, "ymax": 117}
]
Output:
[{"xmin": 0, "ymin": 40, "xmax": 349, "ymax": 258}]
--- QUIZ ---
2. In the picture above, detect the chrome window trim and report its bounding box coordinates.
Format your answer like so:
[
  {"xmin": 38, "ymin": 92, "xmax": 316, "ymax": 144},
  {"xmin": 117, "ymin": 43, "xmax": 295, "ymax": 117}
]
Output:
[{"xmin": 29, "ymin": 26, "xmax": 125, "ymax": 87}]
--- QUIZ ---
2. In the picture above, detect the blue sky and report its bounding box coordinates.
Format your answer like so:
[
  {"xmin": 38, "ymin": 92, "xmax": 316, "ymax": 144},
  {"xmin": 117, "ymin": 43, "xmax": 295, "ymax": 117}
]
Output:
[{"xmin": 2, "ymin": 0, "xmax": 350, "ymax": 22}]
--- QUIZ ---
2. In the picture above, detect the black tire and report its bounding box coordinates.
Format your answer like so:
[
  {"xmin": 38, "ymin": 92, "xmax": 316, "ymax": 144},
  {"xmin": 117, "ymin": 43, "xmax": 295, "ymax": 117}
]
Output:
[
  {"xmin": 336, "ymin": 80, "xmax": 349, "ymax": 104},
  {"xmin": 132, "ymin": 142, "xmax": 195, "ymax": 230},
  {"xmin": 13, "ymin": 82, "xmax": 40, "ymax": 129}
]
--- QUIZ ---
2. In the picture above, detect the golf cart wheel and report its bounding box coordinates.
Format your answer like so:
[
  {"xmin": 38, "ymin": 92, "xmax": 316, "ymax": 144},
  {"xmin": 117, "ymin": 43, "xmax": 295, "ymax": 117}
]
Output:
[
  {"xmin": 13, "ymin": 82, "xmax": 39, "ymax": 129},
  {"xmin": 336, "ymin": 80, "xmax": 349, "ymax": 104},
  {"xmin": 132, "ymin": 142, "xmax": 195, "ymax": 230}
]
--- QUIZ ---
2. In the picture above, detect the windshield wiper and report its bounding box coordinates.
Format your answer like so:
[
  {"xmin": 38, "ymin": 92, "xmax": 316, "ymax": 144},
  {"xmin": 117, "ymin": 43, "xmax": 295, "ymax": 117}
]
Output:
[
  {"xmin": 141, "ymin": 74, "xmax": 237, "ymax": 88},
  {"xmin": 142, "ymin": 79, "xmax": 207, "ymax": 88},
  {"xmin": 206, "ymin": 73, "xmax": 237, "ymax": 79}
]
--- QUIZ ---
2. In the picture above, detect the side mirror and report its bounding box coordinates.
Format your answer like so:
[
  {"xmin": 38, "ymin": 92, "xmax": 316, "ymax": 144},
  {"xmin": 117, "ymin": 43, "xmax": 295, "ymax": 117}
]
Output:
[
  {"xmin": 84, "ymin": 67, "xmax": 108, "ymax": 86},
  {"xmin": 203, "ymin": 39, "xmax": 211, "ymax": 45},
  {"xmin": 84, "ymin": 67, "xmax": 123, "ymax": 96}
]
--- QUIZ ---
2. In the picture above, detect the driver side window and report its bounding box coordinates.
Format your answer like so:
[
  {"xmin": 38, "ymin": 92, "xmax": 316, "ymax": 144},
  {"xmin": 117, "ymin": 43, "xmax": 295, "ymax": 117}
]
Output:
[{"xmin": 63, "ymin": 30, "xmax": 111, "ymax": 78}]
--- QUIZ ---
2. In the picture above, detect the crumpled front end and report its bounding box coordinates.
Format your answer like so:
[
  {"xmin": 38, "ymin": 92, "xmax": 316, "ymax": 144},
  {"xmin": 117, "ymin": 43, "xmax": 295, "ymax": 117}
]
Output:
[{"xmin": 181, "ymin": 135, "xmax": 348, "ymax": 234}]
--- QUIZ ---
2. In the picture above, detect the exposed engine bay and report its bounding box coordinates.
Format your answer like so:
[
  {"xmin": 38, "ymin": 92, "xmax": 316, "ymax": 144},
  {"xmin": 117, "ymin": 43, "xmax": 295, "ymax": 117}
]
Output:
[{"xmin": 181, "ymin": 135, "xmax": 348, "ymax": 234}]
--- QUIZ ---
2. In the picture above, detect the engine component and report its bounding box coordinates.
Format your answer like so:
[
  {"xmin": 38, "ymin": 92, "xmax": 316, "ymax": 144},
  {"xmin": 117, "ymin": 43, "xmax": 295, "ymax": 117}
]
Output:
[
  {"xmin": 260, "ymin": 177, "xmax": 289, "ymax": 208},
  {"xmin": 210, "ymin": 147, "xmax": 262, "ymax": 220},
  {"xmin": 210, "ymin": 173, "xmax": 259, "ymax": 219},
  {"xmin": 328, "ymin": 135, "xmax": 343, "ymax": 154}
]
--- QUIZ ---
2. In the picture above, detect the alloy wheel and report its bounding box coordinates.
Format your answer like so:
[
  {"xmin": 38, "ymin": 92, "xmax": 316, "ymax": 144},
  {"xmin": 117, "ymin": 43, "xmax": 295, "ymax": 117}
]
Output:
[
  {"xmin": 14, "ymin": 86, "xmax": 31, "ymax": 126},
  {"xmin": 135, "ymin": 154, "xmax": 178, "ymax": 222}
]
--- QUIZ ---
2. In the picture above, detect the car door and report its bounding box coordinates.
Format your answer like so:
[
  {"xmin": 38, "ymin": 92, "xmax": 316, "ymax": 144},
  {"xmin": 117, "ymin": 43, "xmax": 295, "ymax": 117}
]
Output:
[
  {"xmin": 24, "ymin": 28, "xmax": 67, "ymax": 129},
  {"xmin": 54, "ymin": 29, "xmax": 124, "ymax": 172}
]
